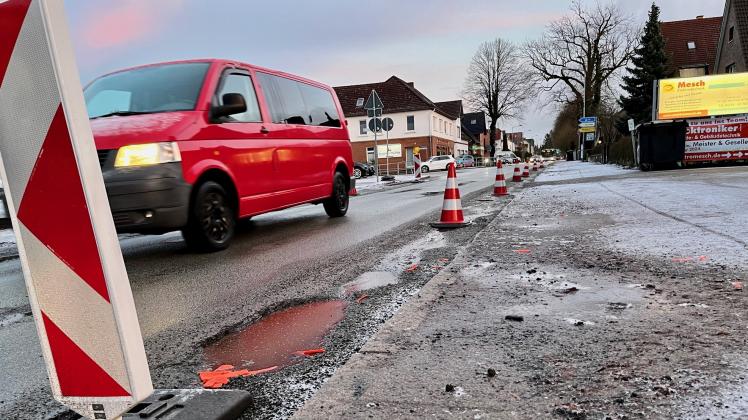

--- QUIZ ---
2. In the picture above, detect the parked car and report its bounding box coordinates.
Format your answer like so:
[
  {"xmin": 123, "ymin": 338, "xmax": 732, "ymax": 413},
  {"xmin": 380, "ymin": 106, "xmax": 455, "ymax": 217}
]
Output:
[
  {"xmin": 421, "ymin": 155, "xmax": 455, "ymax": 173},
  {"xmin": 456, "ymin": 155, "xmax": 476, "ymax": 168},
  {"xmin": 353, "ymin": 162, "xmax": 370, "ymax": 179},
  {"xmin": 495, "ymin": 151, "xmax": 520, "ymax": 164},
  {"xmin": 85, "ymin": 59, "xmax": 354, "ymax": 251}
]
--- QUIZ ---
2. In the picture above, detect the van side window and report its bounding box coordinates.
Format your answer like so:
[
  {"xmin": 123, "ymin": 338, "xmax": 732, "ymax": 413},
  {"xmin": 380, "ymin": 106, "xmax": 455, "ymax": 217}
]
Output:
[
  {"xmin": 216, "ymin": 73, "xmax": 262, "ymax": 122},
  {"xmin": 298, "ymin": 83, "xmax": 341, "ymax": 128},
  {"xmin": 257, "ymin": 72, "xmax": 341, "ymax": 127}
]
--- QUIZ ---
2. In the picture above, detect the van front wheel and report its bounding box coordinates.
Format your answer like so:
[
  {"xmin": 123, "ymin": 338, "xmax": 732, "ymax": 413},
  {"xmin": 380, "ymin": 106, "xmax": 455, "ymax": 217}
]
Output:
[
  {"xmin": 183, "ymin": 181, "xmax": 236, "ymax": 252},
  {"xmin": 323, "ymin": 173, "xmax": 349, "ymax": 218}
]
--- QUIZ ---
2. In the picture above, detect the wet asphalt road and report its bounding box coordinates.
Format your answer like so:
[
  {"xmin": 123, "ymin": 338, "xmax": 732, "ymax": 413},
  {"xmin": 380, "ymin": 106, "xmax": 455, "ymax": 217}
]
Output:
[{"xmin": 0, "ymin": 165, "xmax": 511, "ymax": 419}]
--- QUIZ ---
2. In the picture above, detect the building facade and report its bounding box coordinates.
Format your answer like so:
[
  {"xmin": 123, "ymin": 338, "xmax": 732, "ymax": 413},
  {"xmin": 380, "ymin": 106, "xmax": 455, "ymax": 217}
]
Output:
[
  {"xmin": 715, "ymin": 0, "xmax": 748, "ymax": 73},
  {"xmin": 334, "ymin": 76, "xmax": 466, "ymax": 173}
]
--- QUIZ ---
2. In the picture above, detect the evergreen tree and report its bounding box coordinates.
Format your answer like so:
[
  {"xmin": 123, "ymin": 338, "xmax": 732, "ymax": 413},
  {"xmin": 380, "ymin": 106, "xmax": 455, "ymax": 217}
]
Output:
[{"xmin": 619, "ymin": 3, "xmax": 668, "ymax": 129}]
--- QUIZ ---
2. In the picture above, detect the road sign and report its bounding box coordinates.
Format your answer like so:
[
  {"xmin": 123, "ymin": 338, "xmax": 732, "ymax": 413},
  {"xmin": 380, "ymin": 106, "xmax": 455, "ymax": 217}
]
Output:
[
  {"xmin": 368, "ymin": 118, "xmax": 382, "ymax": 132},
  {"xmin": 0, "ymin": 1, "xmax": 152, "ymax": 417},
  {"xmin": 367, "ymin": 108, "xmax": 382, "ymax": 118},
  {"xmin": 578, "ymin": 122, "xmax": 596, "ymax": 128},
  {"xmin": 579, "ymin": 116, "xmax": 597, "ymax": 124},
  {"xmin": 578, "ymin": 126, "xmax": 596, "ymax": 133},
  {"xmin": 382, "ymin": 117, "xmax": 394, "ymax": 132},
  {"xmin": 628, "ymin": 119, "xmax": 636, "ymax": 132},
  {"xmin": 364, "ymin": 90, "xmax": 384, "ymax": 111},
  {"xmin": 585, "ymin": 132, "xmax": 596, "ymax": 142}
]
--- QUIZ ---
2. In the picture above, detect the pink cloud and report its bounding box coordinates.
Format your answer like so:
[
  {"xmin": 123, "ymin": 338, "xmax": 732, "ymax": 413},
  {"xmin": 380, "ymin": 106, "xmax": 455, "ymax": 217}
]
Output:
[{"xmin": 79, "ymin": 0, "xmax": 183, "ymax": 50}]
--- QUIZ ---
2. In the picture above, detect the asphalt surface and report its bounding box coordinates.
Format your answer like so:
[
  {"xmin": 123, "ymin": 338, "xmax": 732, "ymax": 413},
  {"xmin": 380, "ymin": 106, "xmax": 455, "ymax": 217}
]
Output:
[{"xmin": 0, "ymin": 164, "xmax": 517, "ymax": 419}]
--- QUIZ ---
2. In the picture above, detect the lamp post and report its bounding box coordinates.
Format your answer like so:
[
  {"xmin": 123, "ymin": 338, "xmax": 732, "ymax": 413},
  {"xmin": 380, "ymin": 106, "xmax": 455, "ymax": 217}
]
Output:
[{"xmin": 577, "ymin": 55, "xmax": 587, "ymax": 160}]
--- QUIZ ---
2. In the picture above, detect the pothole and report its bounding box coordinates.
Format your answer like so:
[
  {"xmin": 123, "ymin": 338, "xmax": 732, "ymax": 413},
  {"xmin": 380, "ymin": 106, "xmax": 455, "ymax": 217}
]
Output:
[{"xmin": 203, "ymin": 300, "xmax": 347, "ymax": 371}]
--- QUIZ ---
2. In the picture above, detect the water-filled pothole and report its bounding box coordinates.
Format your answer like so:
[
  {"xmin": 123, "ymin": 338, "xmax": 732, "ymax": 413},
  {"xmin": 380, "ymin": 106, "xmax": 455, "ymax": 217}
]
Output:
[
  {"xmin": 203, "ymin": 300, "xmax": 347, "ymax": 371},
  {"xmin": 340, "ymin": 272, "xmax": 398, "ymax": 296}
]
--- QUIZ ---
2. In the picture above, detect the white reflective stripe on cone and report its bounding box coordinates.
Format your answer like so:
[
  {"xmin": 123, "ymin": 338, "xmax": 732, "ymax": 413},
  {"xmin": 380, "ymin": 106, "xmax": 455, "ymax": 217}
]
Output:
[
  {"xmin": 442, "ymin": 199, "xmax": 463, "ymax": 211},
  {"xmin": 445, "ymin": 177, "xmax": 458, "ymax": 189}
]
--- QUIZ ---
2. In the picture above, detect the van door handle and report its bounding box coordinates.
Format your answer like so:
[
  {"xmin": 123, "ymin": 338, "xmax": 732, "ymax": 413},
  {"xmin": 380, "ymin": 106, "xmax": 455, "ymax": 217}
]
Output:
[{"xmin": 260, "ymin": 126, "xmax": 270, "ymax": 134}]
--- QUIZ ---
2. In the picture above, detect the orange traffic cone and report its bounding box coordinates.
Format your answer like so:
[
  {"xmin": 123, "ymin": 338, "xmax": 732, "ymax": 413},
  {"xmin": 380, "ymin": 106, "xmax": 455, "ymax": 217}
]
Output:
[
  {"xmin": 513, "ymin": 166, "xmax": 522, "ymax": 182},
  {"xmin": 522, "ymin": 164, "xmax": 530, "ymax": 178},
  {"xmin": 494, "ymin": 161, "xmax": 508, "ymax": 196},
  {"xmin": 532, "ymin": 161, "xmax": 538, "ymax": 172},
  {"xmin": 430, "ymin": 163, "xmax": 470, "ymax": 229},
  {"xmin": 540, "ymin": 160, "xmax": 546, "ymax": 169},
  {"xmin": 349, "ymin": 186, "xmax": 359, "ymax": 197}
]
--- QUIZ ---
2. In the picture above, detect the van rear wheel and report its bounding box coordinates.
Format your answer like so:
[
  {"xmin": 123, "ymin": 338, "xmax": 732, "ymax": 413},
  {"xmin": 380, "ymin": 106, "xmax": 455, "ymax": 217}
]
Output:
[
  {"xmin": 183, "ymin": 181, "xmax": 236, "ymax": 252},
  {"xmin": 323, "ymin": 172, "xmax": 349, "ymax": 218}
]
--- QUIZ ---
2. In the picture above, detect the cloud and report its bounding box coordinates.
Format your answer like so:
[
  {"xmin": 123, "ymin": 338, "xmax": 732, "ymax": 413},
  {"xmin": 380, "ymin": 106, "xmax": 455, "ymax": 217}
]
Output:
[{"xmin": 78, "ymin": 0, "xmax": 183, "ymax": 50}]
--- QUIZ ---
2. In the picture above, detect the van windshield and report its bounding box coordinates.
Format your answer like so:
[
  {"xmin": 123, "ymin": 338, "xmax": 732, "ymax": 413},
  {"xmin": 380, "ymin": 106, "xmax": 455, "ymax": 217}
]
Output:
[{"xmin": 84, "ymin": 62, "xmax": 210, "ymax": 119}]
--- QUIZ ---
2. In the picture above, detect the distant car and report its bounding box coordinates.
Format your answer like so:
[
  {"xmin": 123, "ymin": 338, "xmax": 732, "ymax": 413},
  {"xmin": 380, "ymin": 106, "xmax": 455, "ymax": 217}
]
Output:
[
  {"xmin": 495, "ymin": 151, "xmax": 520, "ymax": 164},
  {"xmin": 421, "ymin": 155, "xmax": 455, "ymax": 173},
  {"xmin": 456, "ymin": 155, "xmax": 476, "ymax": 168},
  {"xmin": 353, "ymin": 162, "xmax": 371, "ymax": 179}
]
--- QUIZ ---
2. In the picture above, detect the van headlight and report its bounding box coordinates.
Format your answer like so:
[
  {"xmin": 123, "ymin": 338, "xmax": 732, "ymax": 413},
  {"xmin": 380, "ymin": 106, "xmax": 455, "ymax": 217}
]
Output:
[{"xmin": 114, "ymin": 142, "xmax": 181, "ymax": 168}]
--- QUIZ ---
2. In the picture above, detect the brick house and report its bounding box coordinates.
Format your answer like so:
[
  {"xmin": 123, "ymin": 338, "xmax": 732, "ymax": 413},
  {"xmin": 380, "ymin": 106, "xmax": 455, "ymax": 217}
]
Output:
[
  {"xmin": 661, "ymin": 15, "xmax": 723, "ymax": 77},
  {"xmin": 334, "ymin": 76, "xmax": 467, "ymax": 172},
  {"xmin": 715, "ymin": 0, "xmax": 748, "ymax": 73}
]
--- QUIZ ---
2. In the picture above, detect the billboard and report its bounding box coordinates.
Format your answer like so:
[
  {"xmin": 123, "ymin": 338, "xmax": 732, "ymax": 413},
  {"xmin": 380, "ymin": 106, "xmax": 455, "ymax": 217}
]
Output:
[
  {"xmin": 685, "ymin": 116, "xmax": 748, "ymax": 162},
  {"xmin": 656, "ymin": 73, "xmax": 748, "ymax": 120}
]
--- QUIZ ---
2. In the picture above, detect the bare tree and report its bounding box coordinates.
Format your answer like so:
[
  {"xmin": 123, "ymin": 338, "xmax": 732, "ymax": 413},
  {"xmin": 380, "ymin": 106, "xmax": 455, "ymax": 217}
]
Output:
[
  {"xmin": 464, "ymin": 38, "xmax": 531, "ymax": 155},
  {"xmin": 525, "ymin": 1, "xmax": 637, "ymax": 116}
]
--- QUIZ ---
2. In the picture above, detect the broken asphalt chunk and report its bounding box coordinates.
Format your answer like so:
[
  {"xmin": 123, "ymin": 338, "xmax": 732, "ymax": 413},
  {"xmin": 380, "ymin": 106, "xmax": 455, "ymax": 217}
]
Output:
[{"xmin": 505, "ymin": 315, "xmax": 524, "ymax": 322}]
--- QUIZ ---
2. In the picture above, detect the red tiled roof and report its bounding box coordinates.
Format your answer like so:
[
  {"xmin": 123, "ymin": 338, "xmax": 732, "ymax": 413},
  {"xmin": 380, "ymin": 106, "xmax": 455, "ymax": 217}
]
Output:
[
  {"xmin": 333, "ymin": 76, "xmax": 456, "ymax": 119},
  {"xmin": 434, "ymin": 100, "xmax": 463, "ymax": 120},
  {"xmin": 661, "ymin": 16, "xmax": 723, "ymax": 75}
]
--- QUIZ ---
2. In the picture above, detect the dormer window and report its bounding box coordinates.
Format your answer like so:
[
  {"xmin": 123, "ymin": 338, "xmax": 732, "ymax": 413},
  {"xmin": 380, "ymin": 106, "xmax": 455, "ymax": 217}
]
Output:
[
  {"xmin": 687, "ymin": 41, "xmax": 696, "ymax": 50},
  {"xmin": 356, "ymin": 98, "xmax": 364, "ymax": 107}
]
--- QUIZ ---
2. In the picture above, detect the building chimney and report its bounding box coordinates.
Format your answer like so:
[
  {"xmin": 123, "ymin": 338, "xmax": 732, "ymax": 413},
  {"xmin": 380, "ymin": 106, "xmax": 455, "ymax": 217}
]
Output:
[
  {"xmin": 407, "ymin": 82, "xmax": 414, "ymax": 87},
  {"xmin": 696, "ymin": 15, "xmax": 704, "ymax": 19}
]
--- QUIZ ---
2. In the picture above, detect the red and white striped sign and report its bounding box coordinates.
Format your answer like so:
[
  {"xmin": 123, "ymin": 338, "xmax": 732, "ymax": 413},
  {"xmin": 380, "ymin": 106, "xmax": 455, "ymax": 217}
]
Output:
[{"xmin": 0, "ymin": 1, "xmax": 152, "ymax": 418}]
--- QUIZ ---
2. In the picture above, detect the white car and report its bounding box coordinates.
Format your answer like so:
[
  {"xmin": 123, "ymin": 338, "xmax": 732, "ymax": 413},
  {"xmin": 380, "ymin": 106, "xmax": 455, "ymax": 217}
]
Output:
[{"xmin": 421, "ymin": 155, "xmax": 456, "ymax": 173}]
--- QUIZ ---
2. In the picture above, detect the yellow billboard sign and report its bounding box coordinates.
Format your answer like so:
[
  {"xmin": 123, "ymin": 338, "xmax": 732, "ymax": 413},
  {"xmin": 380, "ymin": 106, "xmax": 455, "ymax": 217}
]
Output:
[{"xmin": 657, "ymin": 73, "xmax": 748, "ymax": 120}]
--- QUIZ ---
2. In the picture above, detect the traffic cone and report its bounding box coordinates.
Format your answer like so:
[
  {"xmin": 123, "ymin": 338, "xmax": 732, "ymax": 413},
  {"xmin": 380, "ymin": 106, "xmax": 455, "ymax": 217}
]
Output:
[
  {"xmin": 522, "ymin": 164, "xmax": 530, "ymax": 178},
  {"xmin": 430, "ymin": 163, "xmax": 470, "ymax": 229},
  {"xmin": 494, "ymin": 161, "xmax": 508, "ymax": 196},
  {"xmin": 349, "ymin": 186, "xmax": 359, "ymax": 197},
  {"xmin": 512, "ymin": 166, "xmax": 522, "ymax": 182},
  {"xmin": 540, "ymin": 160, "xmax": 546, "ymax": 169},
  {"xmin": 532, "ymin": 161, "xmax": 538, "ymax": 172}
]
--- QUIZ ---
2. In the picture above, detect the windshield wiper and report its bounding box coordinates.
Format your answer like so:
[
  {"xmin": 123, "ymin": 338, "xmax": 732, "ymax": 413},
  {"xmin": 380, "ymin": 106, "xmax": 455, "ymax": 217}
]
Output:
[{"xmin": 90, "ymin": 111, "xmax": 151, "ymax": 120}]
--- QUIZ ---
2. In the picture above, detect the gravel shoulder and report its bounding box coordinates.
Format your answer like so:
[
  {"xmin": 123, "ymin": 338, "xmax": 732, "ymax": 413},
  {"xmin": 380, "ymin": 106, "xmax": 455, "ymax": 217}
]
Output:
[{"xmin": 294, "ymin": 163, "xmax": 748, "ymax": 419}]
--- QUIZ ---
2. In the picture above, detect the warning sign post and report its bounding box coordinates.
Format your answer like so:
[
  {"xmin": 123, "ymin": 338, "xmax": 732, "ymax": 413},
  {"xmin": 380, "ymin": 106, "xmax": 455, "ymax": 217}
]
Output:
[{"xmin": 0, "ymin": 1, "xmax": 250, "ymax": 419}]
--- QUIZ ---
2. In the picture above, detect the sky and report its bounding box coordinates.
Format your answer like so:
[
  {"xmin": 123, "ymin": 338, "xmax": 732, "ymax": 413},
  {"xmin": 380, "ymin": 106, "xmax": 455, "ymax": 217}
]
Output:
[{"xmin": 65, "ymin": 0, "xmax": 726, "ymax": 141}]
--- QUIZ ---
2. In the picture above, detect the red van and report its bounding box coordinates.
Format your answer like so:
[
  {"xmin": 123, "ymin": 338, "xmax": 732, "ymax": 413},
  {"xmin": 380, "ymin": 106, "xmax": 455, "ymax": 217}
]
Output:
[{"xmin": 84, "ymin": 59, "xmax": 355, "ymax": 251}]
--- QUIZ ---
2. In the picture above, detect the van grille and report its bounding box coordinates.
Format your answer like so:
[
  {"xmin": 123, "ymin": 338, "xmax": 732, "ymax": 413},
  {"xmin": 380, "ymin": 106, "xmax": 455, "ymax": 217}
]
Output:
[{"xmin": 97, "ymin": 150, "xmax": 112, "ymax": 168}]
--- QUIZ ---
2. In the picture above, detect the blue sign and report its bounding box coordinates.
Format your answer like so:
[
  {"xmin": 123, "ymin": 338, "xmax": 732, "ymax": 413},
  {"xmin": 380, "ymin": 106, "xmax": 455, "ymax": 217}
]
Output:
[{"xmin": 579, "ymin": 116, "xmax": 597, "ymax": 124}]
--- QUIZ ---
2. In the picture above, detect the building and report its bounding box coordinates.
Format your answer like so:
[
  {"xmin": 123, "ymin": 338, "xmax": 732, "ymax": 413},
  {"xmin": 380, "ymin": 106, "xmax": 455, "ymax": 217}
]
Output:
[
  {"xmin": 715, "ymin": 0, "xmax": 748, "ymax": 73},
  {"xmin": 333, "ymin": 76, "xmax": 467, "ymax": 172},
  {"xmin": 661, "ymin": 15, "xmax": 723, "ymax": 77},
  {"xmin": 461, "ymin": 112, "xmax": 491, "ymax": 158}
]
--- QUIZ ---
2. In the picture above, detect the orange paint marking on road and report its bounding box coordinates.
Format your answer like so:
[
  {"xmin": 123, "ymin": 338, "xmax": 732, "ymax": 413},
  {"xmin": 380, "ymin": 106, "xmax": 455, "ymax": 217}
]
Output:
[
  {"xmin": 199, "ymin": 364, "xmax": 279, "ymax": 389},
  {"xmin": 513, "ymin": 249, "xmax": 532, "ymax": 254},
  {"xmin": 294, "ymin": 348, "xmax": 326, "ymax": 357},
  {"xmin": 732, "ymin": 281, "xmax": 743, "ymax": 290},
  {"xmin": 356, "ymin": 294, "xmax": 370, "ymax": 304},
  {"xmin": 405, "ymin": 264, "xmax": 419, "ymax": 272}
]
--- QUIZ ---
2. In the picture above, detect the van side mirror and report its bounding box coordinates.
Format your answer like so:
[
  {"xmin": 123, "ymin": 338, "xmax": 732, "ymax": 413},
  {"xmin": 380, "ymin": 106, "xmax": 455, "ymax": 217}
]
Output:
[{"xmin": 212, "ymin": 93, "xmax": 247, "ymax": 120}]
